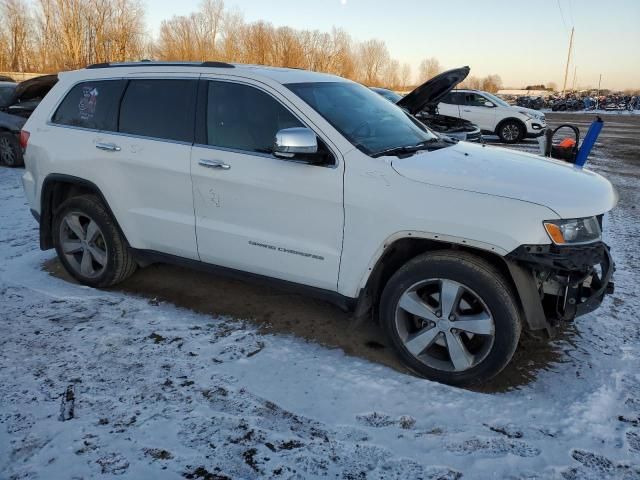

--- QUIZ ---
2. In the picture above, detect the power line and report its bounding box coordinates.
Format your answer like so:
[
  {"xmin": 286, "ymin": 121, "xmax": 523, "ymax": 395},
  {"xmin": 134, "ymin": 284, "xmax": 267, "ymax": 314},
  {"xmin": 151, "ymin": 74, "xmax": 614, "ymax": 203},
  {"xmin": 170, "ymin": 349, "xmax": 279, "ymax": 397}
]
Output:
[
  {"xmin": 557, "ymin": 0, "xmax": 569, "ymax": 31},
  {"xmin": 567, "ymin": 0, "xmax": 575, "ymax": 27}
]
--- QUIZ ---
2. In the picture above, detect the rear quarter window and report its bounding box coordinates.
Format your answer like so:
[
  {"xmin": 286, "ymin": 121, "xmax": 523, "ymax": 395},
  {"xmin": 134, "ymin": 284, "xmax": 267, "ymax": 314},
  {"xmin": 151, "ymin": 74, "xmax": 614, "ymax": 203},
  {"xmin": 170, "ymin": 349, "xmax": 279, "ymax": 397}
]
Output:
[{"xmin": 51, "ymin": 80, "xmax": 126, "ymax": 131}]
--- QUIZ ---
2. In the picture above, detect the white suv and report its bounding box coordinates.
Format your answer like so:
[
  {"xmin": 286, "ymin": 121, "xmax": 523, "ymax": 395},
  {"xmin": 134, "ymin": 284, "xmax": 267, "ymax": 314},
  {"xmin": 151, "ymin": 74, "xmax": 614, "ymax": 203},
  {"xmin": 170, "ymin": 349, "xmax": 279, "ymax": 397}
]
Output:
[
  {"xmin": 438, "ymin": 89, "xmax": 546, "ymax": 143},
  {"xmin": 21, "ymin": 62, "xmax": 616, "ymax": 386}
]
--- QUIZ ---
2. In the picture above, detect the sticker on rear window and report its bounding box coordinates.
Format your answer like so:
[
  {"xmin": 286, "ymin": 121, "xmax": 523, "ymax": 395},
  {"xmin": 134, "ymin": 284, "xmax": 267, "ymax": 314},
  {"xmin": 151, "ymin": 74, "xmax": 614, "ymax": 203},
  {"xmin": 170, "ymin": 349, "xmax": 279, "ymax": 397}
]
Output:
[{"xmin": 79, "ymin": 86, "xmax": 98, "ymax": 121}]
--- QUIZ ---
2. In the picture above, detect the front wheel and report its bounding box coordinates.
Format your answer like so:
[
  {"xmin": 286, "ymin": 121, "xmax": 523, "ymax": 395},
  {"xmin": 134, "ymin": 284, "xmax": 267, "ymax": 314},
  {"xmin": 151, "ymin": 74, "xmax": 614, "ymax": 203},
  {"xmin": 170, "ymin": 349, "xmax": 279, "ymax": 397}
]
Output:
[
  {"xmin": 380, "ymin": 251, "xmax": 522, "ymax": 386},
  {"xmin": 497, "ymin": 120, "xmax": 524, "ymax": 143},
  {"xmin": 53, "ymin": 195, "xmax": 137, "ymax": 287}
]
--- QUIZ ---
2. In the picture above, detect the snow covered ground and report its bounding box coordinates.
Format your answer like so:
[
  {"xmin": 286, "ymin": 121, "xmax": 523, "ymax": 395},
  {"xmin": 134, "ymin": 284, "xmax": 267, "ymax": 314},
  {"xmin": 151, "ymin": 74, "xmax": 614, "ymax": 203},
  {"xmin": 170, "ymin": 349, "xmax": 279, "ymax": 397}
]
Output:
[{"xmin": 1, "ymin": 138, "xmax": 639, "ymax": 479}]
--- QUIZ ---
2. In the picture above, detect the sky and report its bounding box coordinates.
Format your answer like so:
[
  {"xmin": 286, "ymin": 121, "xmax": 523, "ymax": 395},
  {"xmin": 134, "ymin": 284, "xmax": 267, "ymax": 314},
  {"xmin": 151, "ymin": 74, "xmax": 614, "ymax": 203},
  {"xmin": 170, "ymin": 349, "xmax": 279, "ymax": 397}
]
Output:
[{"xmin": 145, "ymin": 0, "xmax": 640, "ymax": 90}]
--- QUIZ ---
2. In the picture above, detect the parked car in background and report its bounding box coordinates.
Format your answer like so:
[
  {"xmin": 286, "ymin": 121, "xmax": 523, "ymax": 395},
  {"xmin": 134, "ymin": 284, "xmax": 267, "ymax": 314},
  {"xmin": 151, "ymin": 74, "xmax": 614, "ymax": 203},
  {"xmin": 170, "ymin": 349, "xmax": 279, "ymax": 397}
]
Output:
[
  {"xmin": 371, "ymin": 67, "xmax": 482, "ymax": 142},
  {"xmin": 21, "ymin": 61, "xmax": 616, "ymax": 386},
  {"xmin": 0, "ymin": 74, "xmax": 58, "ymax": 166},
  {"xmin": 438, "ymin": 89, "xmax": 546, "ymax": 143},
  {"xmin": 0, "ymin": 81, "xmax": 16, "ymax": 105}
]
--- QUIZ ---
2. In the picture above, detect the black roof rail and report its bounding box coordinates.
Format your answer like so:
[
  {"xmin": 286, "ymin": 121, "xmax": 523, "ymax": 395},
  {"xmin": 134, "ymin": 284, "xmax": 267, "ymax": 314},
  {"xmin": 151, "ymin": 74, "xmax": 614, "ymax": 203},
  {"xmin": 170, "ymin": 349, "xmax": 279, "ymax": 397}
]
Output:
[
  {"xmin": 86, "ymin": 62, "xmax": 111, "ymax": 69},
  {"xmin": 86, "ymin": 61, "xmax": 235, "ymax": 69},
  {"xmin": 201, "ymin": 61, "xmax": 235, "ymax": 68}
]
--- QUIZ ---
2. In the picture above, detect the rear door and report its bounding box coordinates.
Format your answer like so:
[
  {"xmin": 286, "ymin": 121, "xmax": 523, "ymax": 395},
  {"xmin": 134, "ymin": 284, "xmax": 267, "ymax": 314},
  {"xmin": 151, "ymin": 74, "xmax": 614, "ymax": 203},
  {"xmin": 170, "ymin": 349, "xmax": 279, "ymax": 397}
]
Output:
[
  {"xmin": 95, "ymin": 75, "xmax": 199, "ymax": 259},
  {"xmin": 437, "ymin": 91, "xmax": 464, "ymax": 117},
  {"xmin": 460, "ymin": 92, "xmax": 497, "ymax": 131},
  {"xmin": 190, "ymin": 78, "xmax": 344, "ymax": 290}
]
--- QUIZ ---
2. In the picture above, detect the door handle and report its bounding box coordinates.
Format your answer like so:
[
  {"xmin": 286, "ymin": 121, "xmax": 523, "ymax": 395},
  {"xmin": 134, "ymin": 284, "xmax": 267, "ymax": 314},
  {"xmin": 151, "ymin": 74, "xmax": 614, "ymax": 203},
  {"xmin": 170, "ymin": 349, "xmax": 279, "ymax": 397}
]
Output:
[
  {"xmin": 199, "ymin": 159, "xmax": 230, "ymax": 170},
  {"xmin": 463, "ymin": 109, "xmax": 471, "ymax": 112},
  {"xmin": 96, "ymin": 142, "xmax": 121, "ymax": 152}
]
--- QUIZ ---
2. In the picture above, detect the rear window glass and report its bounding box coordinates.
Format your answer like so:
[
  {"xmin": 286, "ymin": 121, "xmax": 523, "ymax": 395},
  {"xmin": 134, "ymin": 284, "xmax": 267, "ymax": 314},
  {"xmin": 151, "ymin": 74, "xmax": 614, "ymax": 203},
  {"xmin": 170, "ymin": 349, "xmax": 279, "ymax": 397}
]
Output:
[
  {"xmin": 441, "ymin": 92, "xmax": 464, "ymax": 105},
  {"xmin": 52, "ymin": 80, "xmax": 125, "ymax": 131},
  {"xmin": 119, "ymin": 79, "xmax": 197, "ymax": 142}
]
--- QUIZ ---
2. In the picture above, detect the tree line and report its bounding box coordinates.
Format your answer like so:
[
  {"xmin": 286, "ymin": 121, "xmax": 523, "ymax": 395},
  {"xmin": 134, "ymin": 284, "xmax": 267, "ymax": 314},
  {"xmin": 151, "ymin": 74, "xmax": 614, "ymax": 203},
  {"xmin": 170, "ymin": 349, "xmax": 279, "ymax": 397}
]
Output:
[{"xmin": 0, "ymin": 0, "xmax": 504, "ymax": 92}]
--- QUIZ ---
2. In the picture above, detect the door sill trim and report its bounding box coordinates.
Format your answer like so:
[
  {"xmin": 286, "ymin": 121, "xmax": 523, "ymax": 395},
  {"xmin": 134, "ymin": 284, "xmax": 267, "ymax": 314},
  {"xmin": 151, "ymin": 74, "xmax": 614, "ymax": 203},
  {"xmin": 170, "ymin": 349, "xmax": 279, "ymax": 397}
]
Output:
[{"xmin": 131, "ymin": 248, "xmax": 356, "ymax": 312}]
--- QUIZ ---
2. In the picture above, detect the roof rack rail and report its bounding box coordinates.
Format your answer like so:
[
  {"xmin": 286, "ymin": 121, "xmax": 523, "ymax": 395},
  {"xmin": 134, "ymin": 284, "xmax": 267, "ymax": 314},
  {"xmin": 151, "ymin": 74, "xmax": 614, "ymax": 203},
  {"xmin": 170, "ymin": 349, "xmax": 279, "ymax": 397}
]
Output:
[
  {"xmin": 86, "ymin": 61, "xmax": 235, "ymax": 69},
  {"xmin": 201, "ymin": 61, "xmax": 235, "ymax": 68}
]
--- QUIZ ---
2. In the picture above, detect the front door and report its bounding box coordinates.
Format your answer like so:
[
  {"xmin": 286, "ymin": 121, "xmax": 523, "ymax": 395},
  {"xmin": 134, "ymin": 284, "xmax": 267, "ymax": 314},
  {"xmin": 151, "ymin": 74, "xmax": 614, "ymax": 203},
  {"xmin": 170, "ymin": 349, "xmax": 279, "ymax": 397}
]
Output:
[
  {"xmin": 460, "ymin": 92, "xmax": 497, "ymax": 131},
  {"xmin": 191, "ymin": 79, "xmax": 344, "ymax": 291}
]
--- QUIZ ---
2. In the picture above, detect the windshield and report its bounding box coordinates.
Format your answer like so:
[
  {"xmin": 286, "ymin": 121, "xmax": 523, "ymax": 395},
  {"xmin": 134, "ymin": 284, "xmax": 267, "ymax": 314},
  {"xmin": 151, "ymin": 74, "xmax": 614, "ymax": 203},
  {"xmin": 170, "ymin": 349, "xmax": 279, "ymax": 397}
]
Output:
[
  {"xmin": 0, "ymin": 85, "xmax": 16, "ymax": 107},
  {"xmin": 286, "ymin": 81, "xmax": 437, "ymax": 156},
  {"xmin": 482, "ymin": 92, "xmax": 510, "ymax": 108}
]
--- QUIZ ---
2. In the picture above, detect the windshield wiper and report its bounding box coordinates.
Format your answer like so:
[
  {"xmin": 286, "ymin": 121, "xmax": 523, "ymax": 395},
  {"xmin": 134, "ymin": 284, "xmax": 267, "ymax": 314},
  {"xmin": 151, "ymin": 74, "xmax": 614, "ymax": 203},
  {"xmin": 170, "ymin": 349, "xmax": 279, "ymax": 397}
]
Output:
[{"xmin": 371, "ymin": 139, "xmax": 438, "ymax": 158}]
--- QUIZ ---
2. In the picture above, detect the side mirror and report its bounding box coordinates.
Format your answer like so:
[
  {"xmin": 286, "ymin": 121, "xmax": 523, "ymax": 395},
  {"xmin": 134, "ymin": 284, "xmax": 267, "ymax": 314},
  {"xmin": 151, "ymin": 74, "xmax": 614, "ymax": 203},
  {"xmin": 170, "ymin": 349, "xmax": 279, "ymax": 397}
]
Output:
[
  {"xmin": 483, "ymin": 100, "xmax": 495, "ymax": 108},
  {"xmin": 273, "ymin": 127, "xmax": 318, "ymax": 159}
]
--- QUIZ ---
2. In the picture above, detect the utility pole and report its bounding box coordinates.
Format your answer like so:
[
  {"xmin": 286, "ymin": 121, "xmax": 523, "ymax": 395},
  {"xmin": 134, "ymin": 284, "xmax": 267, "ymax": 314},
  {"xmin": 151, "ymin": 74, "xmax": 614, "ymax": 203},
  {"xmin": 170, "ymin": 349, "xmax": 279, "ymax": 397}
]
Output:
[
  {"xmin": 561, "ymin": 27, "xmax": 575, "ymax": 97},
  {"xmin": 572, "ymin": 66, "xmax": 577, "ymax": 92},
  {"xmin": 596, "ymin": 73, "xmax": 602, "ymax": 109}
]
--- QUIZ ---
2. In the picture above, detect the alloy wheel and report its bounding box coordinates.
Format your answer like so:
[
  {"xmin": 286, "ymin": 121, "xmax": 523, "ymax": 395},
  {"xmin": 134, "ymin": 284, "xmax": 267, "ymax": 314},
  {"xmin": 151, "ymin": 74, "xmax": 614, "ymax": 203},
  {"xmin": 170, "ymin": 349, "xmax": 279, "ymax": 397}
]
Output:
[
  {"xmin": 394, "ymin": 279, "xmax": 495, "ymax": 373},
  {"xmin": 59, "ymin": 212, "xmax": 108, "ymax": 279},
  {"xmin": 0, "ymin": 136, "xmax": 16, "ymax": 166},
  {"xmin": 501, "ymin": 124, "xmax": 520, "ymax": 142}
]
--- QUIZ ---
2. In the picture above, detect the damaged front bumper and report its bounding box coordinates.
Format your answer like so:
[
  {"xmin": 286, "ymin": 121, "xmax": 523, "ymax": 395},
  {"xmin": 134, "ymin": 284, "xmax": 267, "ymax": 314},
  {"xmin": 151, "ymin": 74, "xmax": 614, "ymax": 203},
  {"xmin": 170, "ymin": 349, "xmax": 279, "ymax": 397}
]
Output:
[{"xmin": 505, "ymin": 241, "xmax": 614, "ymax": 332}]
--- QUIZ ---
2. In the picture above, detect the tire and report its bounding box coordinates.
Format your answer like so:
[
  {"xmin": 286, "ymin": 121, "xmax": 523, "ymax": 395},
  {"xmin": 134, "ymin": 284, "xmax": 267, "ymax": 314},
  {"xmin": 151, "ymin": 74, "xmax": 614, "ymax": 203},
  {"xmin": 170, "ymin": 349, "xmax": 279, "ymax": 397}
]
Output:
[
  {"xmin": 380, "ymin": 250, "xmax": 522, "ymax": 387},
  {"xmin": 53, "ymin": 195, "xmax": 137, "ymax": 287},
  {"xmin": 0, "ymin": 132, "xmax": 23, "ymax": 167},
  {"xmin": 497, "ymin": 120, "xmax": 524, "ymax": 144}
]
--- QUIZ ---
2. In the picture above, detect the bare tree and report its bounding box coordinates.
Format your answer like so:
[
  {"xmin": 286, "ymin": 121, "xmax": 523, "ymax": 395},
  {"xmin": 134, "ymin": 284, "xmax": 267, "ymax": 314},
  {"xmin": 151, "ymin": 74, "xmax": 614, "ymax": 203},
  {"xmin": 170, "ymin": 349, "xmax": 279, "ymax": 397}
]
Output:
[
  {"xmin": 381, "ymin": 59, "xmax": 400, "ymax": 90},
  {"xmin": 461, "ymin": 75, "xmax": 481, "ymax": 90},
  {"xmin": 1, "ymin": 0, "xmax": 32, "ymax": 71},
  {"xmin": 109, "ymin": 0, "xmax": 145, "ymax": 62},
  {"xmin": 481, "ymin": 74, "xmax": 502, "ymax": 93},
  {"xmin": 0, "ymin": 0, "xmax": 503, "ymax": 95},
  {"xmin": 357, "ymin": 39, "xmax": 389, "ymax": 86},
  {"xmin": 399, "ymin": 62, "xmax": 412, "ymax": 90},
  {"xmin": 418, "ymin": 57, "xmax": 441, "ymax": 82}
]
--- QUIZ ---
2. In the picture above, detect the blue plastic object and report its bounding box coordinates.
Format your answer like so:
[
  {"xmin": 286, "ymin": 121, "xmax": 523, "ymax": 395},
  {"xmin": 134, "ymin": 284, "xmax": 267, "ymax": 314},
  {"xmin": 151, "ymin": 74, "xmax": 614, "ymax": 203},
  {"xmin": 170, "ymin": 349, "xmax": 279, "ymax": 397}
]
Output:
[{"xmin": 575, "ymin": 117, "xmax": 603, "ymax": 167}]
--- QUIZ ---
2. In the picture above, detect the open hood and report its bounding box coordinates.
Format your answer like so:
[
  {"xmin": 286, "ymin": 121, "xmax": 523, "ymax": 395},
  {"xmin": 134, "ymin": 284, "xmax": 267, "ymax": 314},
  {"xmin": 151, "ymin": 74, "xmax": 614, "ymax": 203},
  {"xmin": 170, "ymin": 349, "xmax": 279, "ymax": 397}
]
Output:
[
  {"xmin": 13, "ymin": 74, "xmax": 58, "ymax": 103},
  {"xmin": 397, "ymin": 66, "xmax": 469, "ymax": 115}
]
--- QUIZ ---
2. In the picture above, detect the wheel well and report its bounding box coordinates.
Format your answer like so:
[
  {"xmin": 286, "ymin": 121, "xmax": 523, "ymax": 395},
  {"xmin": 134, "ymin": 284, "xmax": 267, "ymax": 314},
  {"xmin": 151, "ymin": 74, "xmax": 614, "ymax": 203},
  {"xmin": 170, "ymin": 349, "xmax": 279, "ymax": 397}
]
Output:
[
  {"xmin": 495, "ymin": 117, "xmax": 526, "ymax": 136},
  {"xmin": 39, "ymin": 175, "xmax": 117, "ymax": 250},
  {"xmin": 355, "ymin": 237, "xmax": 521, "ymax": 323}
]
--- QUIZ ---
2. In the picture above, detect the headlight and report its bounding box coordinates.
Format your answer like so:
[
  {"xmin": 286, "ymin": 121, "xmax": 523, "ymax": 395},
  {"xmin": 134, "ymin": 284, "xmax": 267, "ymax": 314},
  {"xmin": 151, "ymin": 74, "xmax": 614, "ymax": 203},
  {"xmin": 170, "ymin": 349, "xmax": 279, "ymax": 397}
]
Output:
[
  {"xmin": 518, "ymin": 110, "xmax": 534, "ymax": 119},
  {"xmin": 543, "ymin": 217, "xmax": 602, "ymax": 245}
]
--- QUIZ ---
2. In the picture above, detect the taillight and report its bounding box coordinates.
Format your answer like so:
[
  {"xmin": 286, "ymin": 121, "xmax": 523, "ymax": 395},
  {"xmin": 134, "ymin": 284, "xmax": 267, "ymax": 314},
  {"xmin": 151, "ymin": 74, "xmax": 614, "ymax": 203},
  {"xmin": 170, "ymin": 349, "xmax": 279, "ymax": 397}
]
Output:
[{"xmin": 19, "ymin": 130, "xmax": 30, "ymax": 150}]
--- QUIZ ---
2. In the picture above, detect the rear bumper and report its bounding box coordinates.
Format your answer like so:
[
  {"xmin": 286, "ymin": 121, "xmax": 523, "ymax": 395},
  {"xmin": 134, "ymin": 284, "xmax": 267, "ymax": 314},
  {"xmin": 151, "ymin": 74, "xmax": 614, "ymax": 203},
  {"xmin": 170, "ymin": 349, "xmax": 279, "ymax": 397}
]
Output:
[{"xmin": 506, "ymin": 241, "xmax": 614, "ymax": 329}]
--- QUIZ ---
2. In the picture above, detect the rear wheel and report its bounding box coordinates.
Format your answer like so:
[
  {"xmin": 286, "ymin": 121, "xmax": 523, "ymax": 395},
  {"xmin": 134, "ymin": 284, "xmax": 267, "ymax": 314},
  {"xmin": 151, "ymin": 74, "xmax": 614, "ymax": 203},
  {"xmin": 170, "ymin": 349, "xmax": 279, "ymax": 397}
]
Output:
[
  {"xmin": 497, "ymin": 120, "xmax": 524, "ymax": 143},
  {"xmin": 0, "ymin": 132, "xmax": 23, "ymax": 167},
  {"xmin": 380, "ymin": 251, "xmax": 522, "ymax": 386},
  {"xmin": 53, "ymin": 195, "xmax": 137, "ymax": 287}
]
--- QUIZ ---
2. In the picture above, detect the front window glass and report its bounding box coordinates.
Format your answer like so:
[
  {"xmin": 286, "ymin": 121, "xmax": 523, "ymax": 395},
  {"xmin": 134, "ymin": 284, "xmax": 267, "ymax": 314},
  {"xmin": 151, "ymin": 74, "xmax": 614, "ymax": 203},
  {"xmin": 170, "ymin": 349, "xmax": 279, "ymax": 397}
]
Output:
[
  {"xmin": 481, "ymin": 92, "xmax": 511, "ymax": 107},
  {"xmin": 287, "ymin": 81, "xmax": 437, "ymax": 156},
  {"xmin": 206, "ymin": 81, "xmax": 302, "ymax": 153},
  {"xmin": 465, "ymin": 93, "xmax": 493, "ymax": 107}
]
